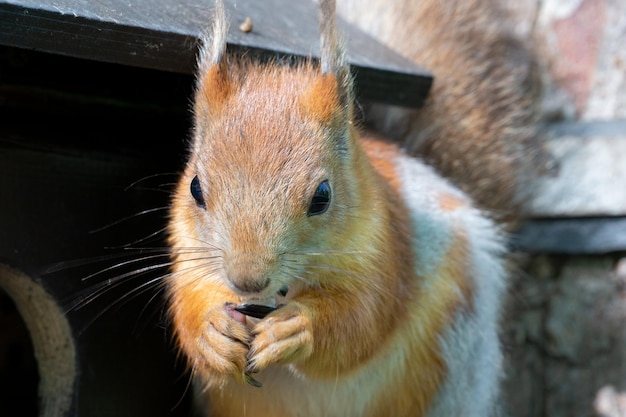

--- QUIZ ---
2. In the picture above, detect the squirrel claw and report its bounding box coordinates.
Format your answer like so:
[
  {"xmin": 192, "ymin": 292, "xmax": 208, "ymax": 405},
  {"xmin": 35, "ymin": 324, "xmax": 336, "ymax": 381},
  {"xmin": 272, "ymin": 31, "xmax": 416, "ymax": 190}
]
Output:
[{"xmin": 245, "ymin": 372, "xmax": 263, "ymax": 388}]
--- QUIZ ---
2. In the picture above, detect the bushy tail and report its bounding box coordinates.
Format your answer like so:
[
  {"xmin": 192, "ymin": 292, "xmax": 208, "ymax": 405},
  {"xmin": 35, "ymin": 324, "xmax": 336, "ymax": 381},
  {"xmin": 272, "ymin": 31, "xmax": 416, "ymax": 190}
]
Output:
[{"xmin": 337, "ymin": 0, "xmax": 545, "ymax": 227}]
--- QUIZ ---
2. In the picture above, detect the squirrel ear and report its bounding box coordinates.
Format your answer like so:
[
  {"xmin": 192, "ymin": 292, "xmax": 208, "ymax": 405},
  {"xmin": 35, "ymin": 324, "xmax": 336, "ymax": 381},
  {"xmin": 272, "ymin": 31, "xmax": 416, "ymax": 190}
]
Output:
[
  {"xmin": 317, "ymin": 0, "xmax": 353, "ymax": 118},
  {"xmin": 300, "ymin": 73, "xmax": 341, "ymax": 124},
  {"xmin": 195, "ymin": 0, "xmax": 231, "ymax": 116}
]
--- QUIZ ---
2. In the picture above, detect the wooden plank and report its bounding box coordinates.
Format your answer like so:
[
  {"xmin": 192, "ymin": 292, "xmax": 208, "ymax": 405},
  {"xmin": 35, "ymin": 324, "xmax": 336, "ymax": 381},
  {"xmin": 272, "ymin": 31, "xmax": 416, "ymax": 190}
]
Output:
[
  {"xmin": 0, "ymin": 0, "xmax": 432, "ymax": 107},
  {"xmin": 512, "ymin": 217, "xmax": 626, "ymax": 254}
]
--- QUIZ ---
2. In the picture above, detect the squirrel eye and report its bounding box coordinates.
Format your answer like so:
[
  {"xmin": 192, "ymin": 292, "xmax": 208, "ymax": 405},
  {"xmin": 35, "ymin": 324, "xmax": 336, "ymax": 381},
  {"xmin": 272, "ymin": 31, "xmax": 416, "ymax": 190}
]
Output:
[
  {"xmin": 190, "ymin": 175, "xmax": 206, "ymax": 208},
  {"xmin": 307, "ymin": 180, "xmax": 331, "ymax": 216}
]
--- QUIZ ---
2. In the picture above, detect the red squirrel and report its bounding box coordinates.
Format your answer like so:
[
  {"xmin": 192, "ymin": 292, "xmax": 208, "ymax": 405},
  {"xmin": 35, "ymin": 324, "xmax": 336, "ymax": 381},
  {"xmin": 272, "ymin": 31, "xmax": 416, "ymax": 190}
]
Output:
[{"xmin": 167, "ymin": 0, "xmax": 524, "ymax": 415}]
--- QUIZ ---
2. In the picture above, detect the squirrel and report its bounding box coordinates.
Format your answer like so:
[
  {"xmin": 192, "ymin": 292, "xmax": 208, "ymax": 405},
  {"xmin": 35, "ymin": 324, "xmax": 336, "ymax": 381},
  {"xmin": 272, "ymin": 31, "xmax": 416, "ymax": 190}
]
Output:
[{"xmin": 166, "ymin": 0, "xmax": 536, "ymax": 415}]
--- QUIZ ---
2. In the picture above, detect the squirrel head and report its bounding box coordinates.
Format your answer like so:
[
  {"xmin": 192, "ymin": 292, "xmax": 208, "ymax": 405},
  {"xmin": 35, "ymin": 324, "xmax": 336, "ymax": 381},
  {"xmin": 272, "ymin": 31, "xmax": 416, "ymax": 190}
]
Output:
[
  {"xmin": 193, "ymin": 0, "xmax": 353, "ymax": 131},
  {"xmin": 171, "ymin": 0, "xmax": 381, "ymax": 300}
]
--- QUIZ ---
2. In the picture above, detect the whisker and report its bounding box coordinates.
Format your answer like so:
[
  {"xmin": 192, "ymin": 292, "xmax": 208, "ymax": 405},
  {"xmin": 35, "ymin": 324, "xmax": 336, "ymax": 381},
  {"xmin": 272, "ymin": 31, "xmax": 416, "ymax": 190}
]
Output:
[
  {"xmin": 123, "ymin": 172, "xmax": 180, "ymax": 192},
  {"xmin": 136, "ymin": 285, "xmax": 169, "ymax": 328},
  {"xmin": 168, "ymin": 245, "xmax": 224, "ymax": 255},
  {"xmin": 292, "ymin": 274, "xmax": 322, "ymax": 290},
  {"xmin": 90, "ymin": 207, "xmax": 170, "ymax": 234},
  {"xmin": 282, "ymin": 258, "xmax": 395, "ymax": 298},
  {"xmin": 81, "ymin": 253, "xmax": 174, "ymax": 281},
  {"xmin": 86, "ymin": 249, "xmax": 223, "ymax": 284},
  {"xmin": 44, "ymin": 251, "xmax": 161, "ymax": 274},
  {"xmin": 72, "ymin": 275, "xmax": 167, "ymax": 336},
  {"xmin": 69, "ymin": 261, "xmax": 174, "ymax": 307},
  {"xmin": 275, "ymin": 264, "xmax": 318, "ymax": 289},
  {"xmin": 66, "ymin": 254, "xmax": 221, "ymax": 321},
  {"xmin": 171, "ymin": 360, "xmax": 196, "ymax": 413},
  {"xmin": 107, "ymin": 246, "xmax": 221, "ymax": 255},
  {"xmin": 104, "ymin": 226, "xmax": 169, "ymax": 249},
  {"xmin": 173, "ymin": 237, "xmax": 226, "ymax": 253},
  {"xmin": 286, "ymin": 249, "xmax": 366, "ymax": 256},
  {"xmin": 281, "ymin": 259, "xmax": 362, "ymax": 277},
  {"xmin": 134, "ymin": 187, "xmax": 173, "ymax": 194},
  {"xmin": 48, "ymin": 245, "xmax": 221, "ymax": 278},
  {"xmin": 295, "ymin": 265, "xmax": 391, "ymax": 300},
  {"xmin": 45, "ymin": 246, "xmax": 207, "ymax": 281}
]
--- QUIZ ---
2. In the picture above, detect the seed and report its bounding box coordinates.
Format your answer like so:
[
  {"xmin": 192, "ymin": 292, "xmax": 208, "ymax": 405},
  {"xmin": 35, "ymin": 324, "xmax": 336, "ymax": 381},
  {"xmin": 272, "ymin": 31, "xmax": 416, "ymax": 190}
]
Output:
[
  {"xmin": 239, "ymin": 17, "xmax": 253, "ymax": 33},
  {"xmin": 234, "ymin": 304, "xmax": 277, "ymax": 319}
]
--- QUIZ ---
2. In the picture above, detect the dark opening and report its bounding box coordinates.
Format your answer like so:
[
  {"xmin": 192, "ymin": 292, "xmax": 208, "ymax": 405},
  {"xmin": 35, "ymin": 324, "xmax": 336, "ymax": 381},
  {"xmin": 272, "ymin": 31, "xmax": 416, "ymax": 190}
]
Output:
[{"xmin": 0, "ymin": 289, "xmax": 39, "ymax": 417}]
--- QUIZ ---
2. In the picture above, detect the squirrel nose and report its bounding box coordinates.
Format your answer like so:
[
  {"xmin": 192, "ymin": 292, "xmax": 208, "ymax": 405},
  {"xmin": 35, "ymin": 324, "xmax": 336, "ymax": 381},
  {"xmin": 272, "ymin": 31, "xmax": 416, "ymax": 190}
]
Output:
[
  {"xmin": 225, "ymin": 252, "xmax": 274, "ymax": 294},
  {"xmin": 230, "ymin": 276, "xmax": 270, "ymax": 294}
]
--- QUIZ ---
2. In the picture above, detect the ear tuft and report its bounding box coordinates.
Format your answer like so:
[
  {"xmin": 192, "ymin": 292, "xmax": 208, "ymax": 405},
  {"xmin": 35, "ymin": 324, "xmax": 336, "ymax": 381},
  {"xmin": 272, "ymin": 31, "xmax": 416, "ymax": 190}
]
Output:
[
  {"xmin": 198, "ymin": 0, "xmax": 229, "ymax": 73},
  {"xmin": 195, "ymin": 0, "xmax": 231, "ymax": 116},
  {"xmin": 317, "ymin": 0, "xmax": 353, "ymax": 118}
]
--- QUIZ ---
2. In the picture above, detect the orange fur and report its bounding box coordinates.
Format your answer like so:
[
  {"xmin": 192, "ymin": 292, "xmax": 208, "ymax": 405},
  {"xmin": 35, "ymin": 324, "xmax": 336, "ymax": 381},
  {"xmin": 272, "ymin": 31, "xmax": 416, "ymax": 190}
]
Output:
[
  {"xmin": 300, "ymin": 74, "xmax": 341, "ymax": 124},
  {"xmin": 360, "ymin": 138, "xmax": 475, "ymax": 416},
  {"xmin": 197, "ymin": 63, "xmax": 232, "ymax": 116},
  {"xmin": 367, "ymin": 242, "xmax": 469, "ymax": 415},
  {"xmin": 360, "ymin": 135, "xmax": 404, "ymax": 189},
  {"xmin": 438, "ymin": 192, "xmax": 468, "ymax": 212}
]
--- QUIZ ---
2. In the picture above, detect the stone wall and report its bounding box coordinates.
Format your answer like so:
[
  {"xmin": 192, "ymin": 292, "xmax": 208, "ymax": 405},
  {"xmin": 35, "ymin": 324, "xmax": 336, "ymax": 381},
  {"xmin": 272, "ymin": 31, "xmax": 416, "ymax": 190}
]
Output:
[
  {"xmin": 501, "ymin": 1, "xmax": 626, "ymax": 416},
  {"xmin": 504, "ymin": 254, "xmax": 626, "ymax": 417}
]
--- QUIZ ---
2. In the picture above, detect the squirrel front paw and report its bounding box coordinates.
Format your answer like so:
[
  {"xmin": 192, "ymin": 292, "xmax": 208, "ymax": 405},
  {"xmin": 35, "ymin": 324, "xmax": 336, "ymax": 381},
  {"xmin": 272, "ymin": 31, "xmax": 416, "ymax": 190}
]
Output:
[
  {"xmin": 246, "ymin": 302, "xmax": 314, "ymax": 374},
  {"xmin": 192, "ymin": 302, "xmax": 251, "ymax": 384}
]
